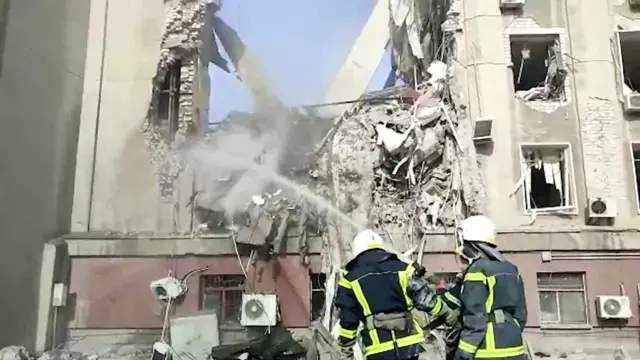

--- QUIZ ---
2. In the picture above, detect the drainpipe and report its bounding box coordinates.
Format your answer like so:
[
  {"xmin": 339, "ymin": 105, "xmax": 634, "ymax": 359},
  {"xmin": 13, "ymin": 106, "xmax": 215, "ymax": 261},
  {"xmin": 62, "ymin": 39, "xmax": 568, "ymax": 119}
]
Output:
[{"xmin": 86, "ymin": 0, "xmax": 110, "ymax": 231}]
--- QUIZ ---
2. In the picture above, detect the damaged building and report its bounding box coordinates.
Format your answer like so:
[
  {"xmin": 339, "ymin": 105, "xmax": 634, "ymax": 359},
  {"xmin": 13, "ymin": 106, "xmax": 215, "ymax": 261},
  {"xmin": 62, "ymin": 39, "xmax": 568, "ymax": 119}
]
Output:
[{"xmin": 4, "ymin": 0, "xmax": 640, "ymax": 359}]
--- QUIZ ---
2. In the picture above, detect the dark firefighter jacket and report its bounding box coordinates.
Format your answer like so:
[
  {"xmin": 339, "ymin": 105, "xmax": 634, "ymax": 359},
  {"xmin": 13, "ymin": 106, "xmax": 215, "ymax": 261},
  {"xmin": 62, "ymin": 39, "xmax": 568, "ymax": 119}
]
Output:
[
  {"xmin": 335, "ymin": 249, "xmax": 425, "ymax": 360},
  {"xmin": 451, "ymin": 257, "xmax": 528, "ymax": 359}
]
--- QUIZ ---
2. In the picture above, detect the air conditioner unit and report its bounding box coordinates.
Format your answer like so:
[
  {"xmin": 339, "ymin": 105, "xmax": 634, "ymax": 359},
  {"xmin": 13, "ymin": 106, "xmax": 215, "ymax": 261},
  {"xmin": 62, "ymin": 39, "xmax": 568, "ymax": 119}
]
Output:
[
  {"xmin": 587, "ymin": 197, "xmax": 617, "ymax": 219},
  {"xmin": 629, "ymin": 0, "xmax": 640, "ymax": 10},
  {"xmin": 500, "ymin": 0, "xmax": 525, "ymax": 8},
  {"xmin": 596, "ymin": 296, "xmax": 632, "ymax": 319},
  {"xmin": 240, "ymin": 293, "xmax": 277, "ymax": 326},
  {"xmin": 623, "ymin": 93, "xmax": 640, "ymax": 112},
  {"xmin": 473, "ymin": 117, "xmax": 493, "ymax": 144}
]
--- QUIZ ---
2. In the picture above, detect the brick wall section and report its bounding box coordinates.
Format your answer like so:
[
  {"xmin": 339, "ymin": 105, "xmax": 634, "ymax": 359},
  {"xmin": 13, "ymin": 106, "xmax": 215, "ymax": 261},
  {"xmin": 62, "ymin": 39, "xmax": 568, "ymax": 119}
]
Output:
[{"xmin": 580, "ymin": 97, "xmax": 624, "ymax": 199}]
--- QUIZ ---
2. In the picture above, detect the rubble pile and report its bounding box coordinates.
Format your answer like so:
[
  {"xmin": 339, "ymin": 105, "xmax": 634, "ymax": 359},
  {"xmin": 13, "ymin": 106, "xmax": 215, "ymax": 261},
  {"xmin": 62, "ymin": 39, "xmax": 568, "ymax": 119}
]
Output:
[{"xmin": 367, "ymin": 64, "xmax": 464, "ymax": 233}]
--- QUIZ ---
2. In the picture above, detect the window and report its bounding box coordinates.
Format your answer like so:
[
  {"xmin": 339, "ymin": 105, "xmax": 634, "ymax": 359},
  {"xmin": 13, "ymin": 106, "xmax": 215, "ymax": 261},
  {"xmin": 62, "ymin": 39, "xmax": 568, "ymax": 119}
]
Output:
[
  {"xmin": 519, "ymin": 144, "xmax": 576, "ymax": 213},
  {"xmin": 510, "ymin": 34, "xmax": 566, "ymax": 101},
  {"xmin": 310, "ymin": 272, "xmax": 326, "ymax": 321},
  {"xmin": 200, "ymin": 275, "xmax": 245, "ymax": 327},
  {"xmin": 537, "ymin": 272, "xmax": 588, "ymax": 325},
  {"xmin": 632, "ymin": 143, "xmax": 640, "ymax": 211},
  {"xmin": 154, "ymin": 60, "xmax": 181, "ymax": 142},
  {"xmin": 617, "ymin": 30, "xmax": 640, "ymax": 95}
]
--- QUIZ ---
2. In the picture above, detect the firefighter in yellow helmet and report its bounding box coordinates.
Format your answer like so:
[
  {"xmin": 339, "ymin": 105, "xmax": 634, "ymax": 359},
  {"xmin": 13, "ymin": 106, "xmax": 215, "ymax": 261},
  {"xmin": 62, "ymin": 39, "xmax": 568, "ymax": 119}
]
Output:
[
  {"xmin": 451, "ymin": 215, "xmax": 528, "ymax": 360},
  {"xmin": 334, "ymin": 229, "xmax": 427, "ymax": 360}
]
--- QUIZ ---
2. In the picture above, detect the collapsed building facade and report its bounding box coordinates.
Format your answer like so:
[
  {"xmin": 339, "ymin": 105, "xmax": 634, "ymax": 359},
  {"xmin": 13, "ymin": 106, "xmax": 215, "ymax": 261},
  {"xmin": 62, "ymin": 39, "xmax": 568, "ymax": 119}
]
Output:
[{"xmin": 2, "ymin": 0, "xmax": 640, "ymax": 359}]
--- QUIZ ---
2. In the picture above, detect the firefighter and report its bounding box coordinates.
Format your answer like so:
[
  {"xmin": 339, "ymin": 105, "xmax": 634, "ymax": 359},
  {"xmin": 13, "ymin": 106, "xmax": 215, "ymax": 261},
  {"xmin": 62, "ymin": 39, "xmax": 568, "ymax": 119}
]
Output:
[
  {"xmin": 334, "ymin": 229, "xmax": 431, "ymax": 360},
  {"xmin": 451, "ymin": 215, "xmax": 528, "ymax": 360}
]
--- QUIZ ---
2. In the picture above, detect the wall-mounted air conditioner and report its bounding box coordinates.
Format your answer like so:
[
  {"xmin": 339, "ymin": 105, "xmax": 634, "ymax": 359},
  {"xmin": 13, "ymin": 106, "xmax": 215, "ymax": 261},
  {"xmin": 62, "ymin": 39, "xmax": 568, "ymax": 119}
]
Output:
[
  {"xmin": 473, "ymin": 117, "xmax": 493, "ymax": 144},
  {"xmin": 500, "ymin": 0, "xmax": 525, "ymax": 9},
  {"xmin": 623, "ymin": 93, "xmax": 640, "ymax": 113},
  {"xmin": 587, "ymin": 197, "xmax": 617, "ymax": 219},
  {"xmin": 596, "ymin": 296, "xmax": 632, "ymax": 319},
  {"xmin": 240, "ymin": 293, "xmax": 278, "ymax": 327}
]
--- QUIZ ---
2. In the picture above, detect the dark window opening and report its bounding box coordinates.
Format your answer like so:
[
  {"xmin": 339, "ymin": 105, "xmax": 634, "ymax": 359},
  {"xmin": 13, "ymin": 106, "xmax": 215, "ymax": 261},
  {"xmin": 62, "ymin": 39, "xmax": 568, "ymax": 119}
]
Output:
[
  {"xmin": 511, "ymin": 35, "xmax": 565, "ymax": 100},
  {"xmin": 194, "ymin": 206, "xmax": 231, "ymax": 233},
  {"xmin": 310, "ymin": 272, "xmax": 326, "ymax": 322},
  {"xmin": 200, "ymin": 275, "xmax": 245, "ymax": 327},
  {"xmin": 632, "ymin": 143, "xmax": 640, "ymax": 209},
  {"xmin": 537, "ymin": 272, "xmax": 588, "ymax": 325},
  {"xmin": 520, "ymin": 146, "xmax": 574, "ymax": 211},
  {"xmin": 619, "ymin": 31, "xmax": 640, "ymax": 92},
  {"xmin": 155, "ymin": 60, "xmax": 181, "ymax": 141}
]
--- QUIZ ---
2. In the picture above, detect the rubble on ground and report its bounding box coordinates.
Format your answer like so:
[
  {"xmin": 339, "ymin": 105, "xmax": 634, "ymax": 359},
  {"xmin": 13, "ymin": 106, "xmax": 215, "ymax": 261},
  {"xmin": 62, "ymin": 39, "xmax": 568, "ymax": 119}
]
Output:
[
  {"xmin": 0, "ymin": 347, "xmax": 29, "ymax": 360},
  {"xmin": 0, "ymin": 348, "xmax": 97, "ymax": 360}
]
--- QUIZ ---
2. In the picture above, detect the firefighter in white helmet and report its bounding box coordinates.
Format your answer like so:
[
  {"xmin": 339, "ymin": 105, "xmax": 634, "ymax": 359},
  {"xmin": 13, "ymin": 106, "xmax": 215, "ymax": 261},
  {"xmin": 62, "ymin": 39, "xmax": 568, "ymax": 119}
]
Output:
[
  {"xmin": 451, "ymin": 215, "xmax": 528, "ymax": 360},
  {"xmin": 334, "ymin": 229, "xmax": 428, "ymax": 360}
]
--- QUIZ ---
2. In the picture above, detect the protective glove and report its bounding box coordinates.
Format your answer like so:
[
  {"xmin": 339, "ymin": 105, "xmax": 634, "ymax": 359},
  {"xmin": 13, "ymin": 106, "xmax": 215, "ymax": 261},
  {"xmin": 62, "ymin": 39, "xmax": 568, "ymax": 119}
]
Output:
[{"xmin": 406, "ymin": 274, "xmax": 439, "ymax": 313}]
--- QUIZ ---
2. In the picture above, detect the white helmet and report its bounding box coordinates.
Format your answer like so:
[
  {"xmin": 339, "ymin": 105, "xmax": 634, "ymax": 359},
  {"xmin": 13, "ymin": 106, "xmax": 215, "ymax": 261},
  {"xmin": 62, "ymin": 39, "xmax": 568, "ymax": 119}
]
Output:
[
  {"xmin": 459, "ymin": 215, "xmax": 497, "ymax": 246},
  {"xmin": 352, "ymin": 229, "xmax": 384, "ymax": 259}
]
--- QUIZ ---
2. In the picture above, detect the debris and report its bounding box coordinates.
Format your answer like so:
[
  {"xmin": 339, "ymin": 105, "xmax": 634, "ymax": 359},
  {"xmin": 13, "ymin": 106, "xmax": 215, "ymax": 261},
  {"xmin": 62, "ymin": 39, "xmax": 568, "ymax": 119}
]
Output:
[
  {"xmin": 37, "ymin": 350, "xmax": 97, "ymax": 360},
  {"xmin": 170, "ymin": 313, "xmax": 220, "ymax": 360},
  {"xmin": 0, "ymin": 347, "xmax": 29, "ymax": 360}
]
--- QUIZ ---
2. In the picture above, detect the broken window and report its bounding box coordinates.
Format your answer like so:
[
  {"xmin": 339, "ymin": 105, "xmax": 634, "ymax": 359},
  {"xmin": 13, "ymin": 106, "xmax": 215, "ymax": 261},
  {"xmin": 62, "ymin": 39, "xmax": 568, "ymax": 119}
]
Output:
[
  {"xmin": 618, "ymin": 31, "xmax": 640, "ymax": 95},
  {"xmin": 520, "ymin": 144, "xmax": 575, "ymax": 212},
  {"xmin": 154, "ymin": 60, "xmax": 182, "ymax": 141},
  {"xmin": 631, "ymin": 143, "xmax": 640, "ymax": 210},
  {"xmin": 537, "ymin": 272, "xmax": 588, "ymax": 325},
  {"xmin": 200, "ymin": 275, "xmax": 245, "ymax": 327},
  {"xmin": 310, "ymin": 272, "xmax": 326, "ymax": 322},
  {"xmin": 510, "ymin": 34, "xmax": 566, "ymax": 101}
]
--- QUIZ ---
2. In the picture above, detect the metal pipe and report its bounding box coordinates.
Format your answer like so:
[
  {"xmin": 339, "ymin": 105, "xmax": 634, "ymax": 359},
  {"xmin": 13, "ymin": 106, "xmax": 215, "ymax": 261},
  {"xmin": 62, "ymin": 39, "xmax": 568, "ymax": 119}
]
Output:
[{"xmin": 86, "ymin": 0, "xmax": 110, "ymax": 231}]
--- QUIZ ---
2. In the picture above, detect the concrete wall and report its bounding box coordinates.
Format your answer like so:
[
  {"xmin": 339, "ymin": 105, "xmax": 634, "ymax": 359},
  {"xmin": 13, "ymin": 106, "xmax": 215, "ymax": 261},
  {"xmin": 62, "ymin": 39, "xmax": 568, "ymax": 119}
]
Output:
[
  {"xmin": 0, "ymin": 0, "xmax": 90, "ymax": 349},
  {"xmin": 67, "ymin": 255, "xmax": 313, "ymax": 329},
  {"xmin": 70, "ymin": 0, "xmax": 207, "ymax": 235},
  {"xmin": 463, "ymin": 0, "xmax": 640, "ymax": 230}
]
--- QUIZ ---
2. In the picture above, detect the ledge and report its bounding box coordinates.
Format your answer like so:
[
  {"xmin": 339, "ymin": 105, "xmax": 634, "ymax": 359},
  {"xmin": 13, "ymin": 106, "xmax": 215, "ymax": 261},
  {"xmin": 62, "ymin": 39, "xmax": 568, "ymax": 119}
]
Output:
[{"xmin": 62, "ymin": 228, "xmax": 640, "ymax": 257}]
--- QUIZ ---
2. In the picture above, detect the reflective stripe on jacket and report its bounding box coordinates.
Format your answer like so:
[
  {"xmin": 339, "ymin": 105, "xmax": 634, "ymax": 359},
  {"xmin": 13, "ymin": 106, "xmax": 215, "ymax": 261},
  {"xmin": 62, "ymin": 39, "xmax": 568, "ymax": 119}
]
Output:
[
  {"xmin": 335, "ymin": 249, "xmax": 424, "ymax": 360},
  {"xmin": 457, "ymin": 258, "xmax": 527, "ymax": 359}
]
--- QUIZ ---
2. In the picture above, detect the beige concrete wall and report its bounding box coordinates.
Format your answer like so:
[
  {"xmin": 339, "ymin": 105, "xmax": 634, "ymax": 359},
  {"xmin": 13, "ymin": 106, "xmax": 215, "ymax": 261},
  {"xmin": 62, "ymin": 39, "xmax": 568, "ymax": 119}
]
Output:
[
  {"xmin": 0, "ymin": 0, "xmax": 91, "ymax": 349},
  {"xmin": 70, "ymin": 0, "xmax": 204, "ymax": 235},
  {"xmin": 463, "ymin": 0, "xmax": 640, "ymax": 231}
]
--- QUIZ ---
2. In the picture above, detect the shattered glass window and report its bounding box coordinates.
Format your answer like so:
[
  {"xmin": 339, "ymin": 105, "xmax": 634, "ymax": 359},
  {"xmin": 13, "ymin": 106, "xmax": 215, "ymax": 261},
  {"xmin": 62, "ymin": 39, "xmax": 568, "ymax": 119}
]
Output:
[
  {"xmin": 520, "ymin": 146, "xmax": 575, "ymax": 212},
  {"xmin": 200, "ymin": 275, "xmax": 245, "ymax": 326},
  {"xmin": 536, "ymin": 272, "xmax": 588, "ymax": 325},
  {"xmin": 310, "ymin": 273, "xmax": 326, "ymax": 321}
]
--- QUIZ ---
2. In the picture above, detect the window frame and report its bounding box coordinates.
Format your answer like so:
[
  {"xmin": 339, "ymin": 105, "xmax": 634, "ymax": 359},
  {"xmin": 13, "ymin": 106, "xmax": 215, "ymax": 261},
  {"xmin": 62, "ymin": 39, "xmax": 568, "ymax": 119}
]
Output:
[
  {"xmin": 536, "ymin": 272, "xmax": 589, "ymax": 327},
  {"xmin": 155, "ymin": 60, "xmax": 182, "ymax": 142},
  {"xmin": 630, "ymin": 142, "xmax": 640, "ymax": 213},
  {"xmin": 200, "ymin": 275, "xmax": 245, "ymax": 328},
  {"xmin": 613, "ymin": 29, "xmax": 640, "ymax": 99},
  {"xmin": 518, "ymin": 142, "xmax": 578, "ymax": 215},
  {"xmin": 309, "ymin": 272, "xmax": 326, "ymax": 322}
]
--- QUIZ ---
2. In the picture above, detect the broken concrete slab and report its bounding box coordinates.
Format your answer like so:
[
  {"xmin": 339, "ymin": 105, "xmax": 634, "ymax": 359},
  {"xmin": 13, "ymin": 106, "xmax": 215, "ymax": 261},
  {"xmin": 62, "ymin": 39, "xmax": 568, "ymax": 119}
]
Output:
[{"xmin": 170, "ymin": 313, "xmax": 221, "ymax": 360}]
